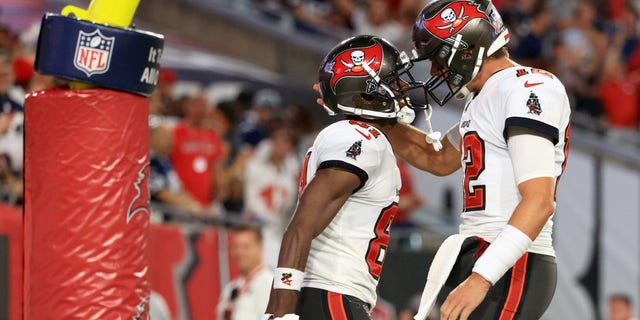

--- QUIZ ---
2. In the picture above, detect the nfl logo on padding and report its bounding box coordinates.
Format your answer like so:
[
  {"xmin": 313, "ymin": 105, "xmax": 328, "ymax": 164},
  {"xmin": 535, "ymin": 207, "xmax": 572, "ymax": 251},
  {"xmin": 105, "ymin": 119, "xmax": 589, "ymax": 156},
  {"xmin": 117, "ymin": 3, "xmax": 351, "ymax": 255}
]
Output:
[{"xmin": 73, "ymin": 29, "xmax": 115, "ymax": 77}]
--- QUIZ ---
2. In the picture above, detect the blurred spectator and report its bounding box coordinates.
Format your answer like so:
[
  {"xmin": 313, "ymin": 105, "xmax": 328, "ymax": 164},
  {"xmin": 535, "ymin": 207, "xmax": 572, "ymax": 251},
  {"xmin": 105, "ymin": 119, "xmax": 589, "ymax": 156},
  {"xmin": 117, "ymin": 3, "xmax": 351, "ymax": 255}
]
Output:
[
  {"xmin": 243, "ymin": 126, "xmax": 299, "ymax": 268},
  {"xmin": 210, "ymin": 100, "xmax": 247, "ymax": 213},
  {"xmin": 221, "ymin": 147, "xmax": 252, "ymax": 214},
  {"xmin": 561, "ymin": 1, "xmax": 607, "ymax": 117},
  {"xmin": 285, "ymin": 103, "xmax": 317, "ymax": 159},
  {"xmin": 598, "ymin": 48, "xmax": 640, "ymax": 143},
  {"xmin": 210, "ymin": 101, "xmax": 238, "ymax": 142},
  {"xmin": 500, "ymin": 0, "xmax": 538, "ymax": 42},
  {"xmin": 609, "ymin": 293, "xmax": 636, "ymax": 320},
  {"xmin": 157, "ymin": 68, "xmax": 181, "ymax": 117},
  {"xmin": 149, "ymin": 88, "xmax": 165, "ymax": 116},
  {"xmin": 511, "ymin": 1, "xmax": 553, "ymax": 69},
  {"xmin": 217, "ymin": 225, "xmax": 272, "ymax": 320},
  {"xmin": 0, "ymin": 47, "xmax": 23, "ymax": 205},
  {"xmin": 332, "ymin": 0, "xmax": 405, "ymax": 46},
  {"xmin": 0, "ymin": 24, "xmax": 18, "ymax": 55},
  {"xmin": 620, "ymin": 7, "xmax": 640, "ymax": 72},
  {"xmin": 236, "ymin": 88, "xmax": 281, "ymax": 149},
  {"xmin": 169, "ymin": 92, "xmax": 227, "ymax": 208},
  {"xmin": 289, "ymin": 0, "xmax": 352, "ymax": 35},
  {"xmin": 9, "ymin": 55, "xmax": 33, "ymax": 102},
  {"xmin": 149, "ymin": 117, "xmax": 205, "ymax": 216},
  {"xmin": 0, "ymin": 154, "xmax": 21, "ymax": 204},
  {"xmin": 394, "ymin": 0, "xmax": 429, "ymax": 28},
  {"xmin": 547, "ymin": 0, "xmax": 579, "ymax": 30},
  {"xmin": 392, "ymin": 159, "xmax": 423, "ymax": 229}
]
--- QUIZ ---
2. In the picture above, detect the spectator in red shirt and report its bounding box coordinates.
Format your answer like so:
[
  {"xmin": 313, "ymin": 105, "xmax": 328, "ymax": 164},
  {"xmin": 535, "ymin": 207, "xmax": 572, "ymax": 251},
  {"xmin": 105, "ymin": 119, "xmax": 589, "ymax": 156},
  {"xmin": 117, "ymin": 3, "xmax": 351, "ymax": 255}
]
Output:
[
  {"xmin": 599, "ymin": 52, "xmax": 640, "ymax": 143},
  {"xmin": 169, "ymin": 92, "xmax": 226, "ymax": 208}
]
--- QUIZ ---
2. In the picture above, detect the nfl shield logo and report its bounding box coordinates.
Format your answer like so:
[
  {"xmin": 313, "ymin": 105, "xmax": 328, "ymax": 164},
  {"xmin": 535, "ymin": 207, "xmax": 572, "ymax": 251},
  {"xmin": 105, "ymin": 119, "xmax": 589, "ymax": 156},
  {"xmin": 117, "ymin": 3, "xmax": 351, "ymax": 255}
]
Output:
[{"xmin": 73, "ymin": 29, "xmax": 115, "ymax": 77}]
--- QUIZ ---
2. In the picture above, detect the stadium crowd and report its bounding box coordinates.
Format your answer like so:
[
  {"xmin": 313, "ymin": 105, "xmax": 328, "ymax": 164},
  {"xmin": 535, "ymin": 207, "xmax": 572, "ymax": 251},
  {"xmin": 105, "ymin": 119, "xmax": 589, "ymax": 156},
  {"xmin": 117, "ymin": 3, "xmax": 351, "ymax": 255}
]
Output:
[
  {"xmin": 223, "ymin": 0, "xmax": 640, "ymax": 143},
  {"xmin": 2, "ymin": 0, "xmax": 640, "ymax": 206},
  {"xmin": 1, "ymin": 0, "xmax": 640, "ymax": 318}
]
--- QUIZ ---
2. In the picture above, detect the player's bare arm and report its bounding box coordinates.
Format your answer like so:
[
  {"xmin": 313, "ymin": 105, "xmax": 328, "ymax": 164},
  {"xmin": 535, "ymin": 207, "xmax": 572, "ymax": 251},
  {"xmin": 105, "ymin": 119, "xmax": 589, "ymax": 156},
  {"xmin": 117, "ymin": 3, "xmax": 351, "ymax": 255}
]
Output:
[
  {"xmin": 384, "ymin": 123, "xmax": 461, "ymax": 176},
  {"xmin": 265, "ymin": 167, "xmax": 361, "ymax": 317},
  {"xmin": 312, "ymin": 83, "xmax": 461, "ymax": 176}
]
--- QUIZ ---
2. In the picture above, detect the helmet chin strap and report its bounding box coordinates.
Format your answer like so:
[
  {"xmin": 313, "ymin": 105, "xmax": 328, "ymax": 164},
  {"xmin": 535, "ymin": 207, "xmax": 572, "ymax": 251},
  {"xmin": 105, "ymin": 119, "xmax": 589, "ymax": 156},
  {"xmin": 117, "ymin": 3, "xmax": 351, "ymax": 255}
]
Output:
[
  {"xmin": 423, "ymin": 103, "xmax": 442, "ymax": 151},
  {"xmin": 336, "ymin": 103, "xmax": 398, "ymax": 119}
]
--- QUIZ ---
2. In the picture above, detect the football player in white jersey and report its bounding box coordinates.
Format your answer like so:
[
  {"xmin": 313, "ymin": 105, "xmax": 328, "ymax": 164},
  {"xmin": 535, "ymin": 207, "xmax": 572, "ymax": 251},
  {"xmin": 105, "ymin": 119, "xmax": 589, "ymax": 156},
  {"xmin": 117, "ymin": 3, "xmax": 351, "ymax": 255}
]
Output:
[
  {"xmin": 263, "ymin": 35, "xmax": 422, "ymax": 320},
  {"xmin": 380, "ymin": 1, "xmax": 572, "ymax": 319}
]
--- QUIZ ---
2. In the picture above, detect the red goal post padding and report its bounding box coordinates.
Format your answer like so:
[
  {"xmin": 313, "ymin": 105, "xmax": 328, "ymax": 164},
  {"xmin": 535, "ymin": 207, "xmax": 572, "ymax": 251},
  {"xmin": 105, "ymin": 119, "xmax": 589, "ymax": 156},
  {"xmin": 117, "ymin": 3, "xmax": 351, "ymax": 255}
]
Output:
[
  {"xmin": 0, "ymin": 204, "xmax": 22, "ymax": 320},
  {"xmin": 24, "ymin": 88, "xmax": 150, "ymax": 319}
]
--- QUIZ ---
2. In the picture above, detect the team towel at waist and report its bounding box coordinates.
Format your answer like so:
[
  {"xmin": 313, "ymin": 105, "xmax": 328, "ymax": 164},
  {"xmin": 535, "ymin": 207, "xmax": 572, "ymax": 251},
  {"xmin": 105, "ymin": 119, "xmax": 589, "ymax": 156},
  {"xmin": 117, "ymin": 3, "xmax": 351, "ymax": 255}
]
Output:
[{"xmin": 414, "ymin": 234, "xmax": 470, "ymax": 320}]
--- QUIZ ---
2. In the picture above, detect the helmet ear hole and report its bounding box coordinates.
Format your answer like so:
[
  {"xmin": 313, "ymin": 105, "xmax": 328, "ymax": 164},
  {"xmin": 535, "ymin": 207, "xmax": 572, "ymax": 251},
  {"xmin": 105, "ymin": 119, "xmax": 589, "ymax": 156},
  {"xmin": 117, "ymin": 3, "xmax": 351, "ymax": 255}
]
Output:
[
  {"xmin": 437, "ymin": 45, "xmax": 451, "ymax": 60},
  {"xmin": 360, "ymin": 93, "xmax": 375, "ymax": 101}
]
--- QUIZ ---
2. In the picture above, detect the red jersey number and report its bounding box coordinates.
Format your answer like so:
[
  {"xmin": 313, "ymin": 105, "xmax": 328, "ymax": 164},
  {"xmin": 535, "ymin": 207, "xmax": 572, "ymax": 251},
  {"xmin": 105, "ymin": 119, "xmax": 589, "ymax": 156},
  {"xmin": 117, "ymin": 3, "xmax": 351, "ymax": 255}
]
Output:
[
  {"xmin": 366, "ymin": 204, "xmax": 397, "ymax": 280},
  {"xmin": 463, "ymin": 132, "xmax": 486, "ymax": 211},
  {"xmin": 297, "ymin": 151, "xmax": 312, "ymax": 198}
]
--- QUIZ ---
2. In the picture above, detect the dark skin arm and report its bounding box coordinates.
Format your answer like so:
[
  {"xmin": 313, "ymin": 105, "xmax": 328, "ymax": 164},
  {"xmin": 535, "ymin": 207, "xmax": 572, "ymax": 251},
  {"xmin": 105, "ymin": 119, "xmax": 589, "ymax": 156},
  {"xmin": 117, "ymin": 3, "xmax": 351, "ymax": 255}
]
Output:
[
  {"xmin": 264, "ymin": 167, "xmax": 361, "ymax": 316},
  {"xmin": 384, "ymin": 123, "xmax": 461, "ymax": 176}
]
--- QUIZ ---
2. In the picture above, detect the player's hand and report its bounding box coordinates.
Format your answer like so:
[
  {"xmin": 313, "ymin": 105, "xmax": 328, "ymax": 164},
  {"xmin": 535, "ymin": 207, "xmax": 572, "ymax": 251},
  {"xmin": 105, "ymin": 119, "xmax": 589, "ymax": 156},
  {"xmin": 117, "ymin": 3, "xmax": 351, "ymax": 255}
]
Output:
[
  {"xmin": 440, "ymin": 273, "xmax": 491, "ymax": 320},
  {"xmin": 312, "ymin": 83, "xmax": 325, "ymax": 107}
]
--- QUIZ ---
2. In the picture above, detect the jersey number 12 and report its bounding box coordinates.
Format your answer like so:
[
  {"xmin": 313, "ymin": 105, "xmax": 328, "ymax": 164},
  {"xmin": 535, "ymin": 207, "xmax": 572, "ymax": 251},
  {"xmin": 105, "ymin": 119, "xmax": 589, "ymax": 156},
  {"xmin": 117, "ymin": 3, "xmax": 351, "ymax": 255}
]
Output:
[{"xmin": 463, "ymin": 132, "xmax": 486, "ymax": 211}]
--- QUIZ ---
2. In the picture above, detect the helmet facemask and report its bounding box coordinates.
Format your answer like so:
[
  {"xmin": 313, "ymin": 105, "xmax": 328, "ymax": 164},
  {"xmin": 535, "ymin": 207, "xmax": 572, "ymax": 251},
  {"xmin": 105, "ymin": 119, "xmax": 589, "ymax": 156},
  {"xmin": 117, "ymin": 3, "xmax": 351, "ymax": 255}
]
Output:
[{"xmin": 419, "ymin": 35, "xmax": 485, "ymax": 106}]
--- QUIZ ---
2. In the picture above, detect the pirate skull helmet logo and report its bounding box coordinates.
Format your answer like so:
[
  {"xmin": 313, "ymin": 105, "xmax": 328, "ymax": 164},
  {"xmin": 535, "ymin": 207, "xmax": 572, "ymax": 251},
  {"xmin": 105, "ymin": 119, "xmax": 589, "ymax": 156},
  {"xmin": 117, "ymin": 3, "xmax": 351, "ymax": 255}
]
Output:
[
  {"xmin": 341, "ymin": 49, "xmax": 376, "ymax": 73},
  {"xmin": 441, "ymin": 8, "xmax": 456, "ymax": 23},
  {"xmin": 437, "ymin": 4, "xmax": 470, "ymax": 32},
  {"xmin": 351, "ymin": 50, "xmax": 365, "ymax": 65}
]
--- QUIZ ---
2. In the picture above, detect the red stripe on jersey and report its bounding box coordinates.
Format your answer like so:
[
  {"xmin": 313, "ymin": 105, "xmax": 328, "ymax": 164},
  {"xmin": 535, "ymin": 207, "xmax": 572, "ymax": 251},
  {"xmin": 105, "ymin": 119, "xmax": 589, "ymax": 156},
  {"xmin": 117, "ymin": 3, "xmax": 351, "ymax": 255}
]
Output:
[
  {"xmin": 499, "ymin": 253, "xmax": 529, "ymax": 320},
  {"xmin": 297, "ymin": 151, "xmax": 312, "ymax": 198},
  {"xmin": 475, "ymin": 237, "xmax": 489, "ymax": 259},
  {"xmin": 554, "ymin": 121, "xmax": 571, "ymax": 199},
  {"xmin": 327, "ymin": 291, "xmax": 348, "ymax": 320}
]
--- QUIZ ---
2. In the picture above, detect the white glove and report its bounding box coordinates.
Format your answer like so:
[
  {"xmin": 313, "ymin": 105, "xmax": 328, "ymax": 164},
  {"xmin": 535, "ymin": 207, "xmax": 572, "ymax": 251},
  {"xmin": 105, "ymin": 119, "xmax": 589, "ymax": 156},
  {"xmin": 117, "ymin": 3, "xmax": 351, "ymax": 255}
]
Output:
[
  {"xmin": 425, "ymin": 131, "xmax": 443, "ymax": 151},
  {"xmin": 275, "ymin": 314, "xmax": 300, "ymax": 320}
]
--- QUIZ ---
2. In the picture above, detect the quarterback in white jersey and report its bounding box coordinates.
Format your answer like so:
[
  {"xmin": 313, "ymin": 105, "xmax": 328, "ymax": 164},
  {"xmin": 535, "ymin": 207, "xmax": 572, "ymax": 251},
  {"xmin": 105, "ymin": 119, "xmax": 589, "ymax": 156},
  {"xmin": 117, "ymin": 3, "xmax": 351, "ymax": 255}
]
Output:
[
  {"xmin": 458, "ymin": 65, "xmax": 570, "ymax": 257},
  {"xmin": 264, "ymin": 35, "xmax": 422, "ymax": 320},
  {"xmin": 381, "ymin": 1, "xmax": 572, "ymax": 319}
]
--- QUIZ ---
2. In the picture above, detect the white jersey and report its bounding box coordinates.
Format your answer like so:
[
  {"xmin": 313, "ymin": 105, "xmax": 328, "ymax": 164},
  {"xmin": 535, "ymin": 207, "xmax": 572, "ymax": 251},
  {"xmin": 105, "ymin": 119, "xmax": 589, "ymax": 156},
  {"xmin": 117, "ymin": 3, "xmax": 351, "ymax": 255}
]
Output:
[
  {"xmin": 244, "ymin": 140, "xmax": 300, "ymax": 269},
  {"xmin": 458, "ymin": 66, "xmax": 571, "ymax": 256},
  {"xmin": 244, "ymin": 140, "xmax": 300, "ymax": 223},
  {"xmin": 301, "ymin": 119, "xmax": 401, "ymax": 307},
  {"xmin": 216, "ymin": 265, "xmax": 272, "ymax": 320}
]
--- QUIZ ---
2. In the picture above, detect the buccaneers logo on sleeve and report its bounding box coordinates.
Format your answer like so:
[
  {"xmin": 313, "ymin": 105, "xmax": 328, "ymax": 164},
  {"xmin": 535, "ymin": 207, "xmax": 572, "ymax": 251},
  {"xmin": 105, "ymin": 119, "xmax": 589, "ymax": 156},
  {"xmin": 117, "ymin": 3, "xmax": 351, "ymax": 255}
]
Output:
[
  {"xmin": 327, "ymin": 41, "xmax": 383, "ymax": 91},
  {"xmin": 424, "ymin": 1, "xmax": 489, "ymax": 40},
  {"xmin": 526, "ymin": 92, "xmax": 542, "ymax": 115},
  {"xmin": 346, "ymin": 140, "xmax": 363, "ymax": 160}
]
